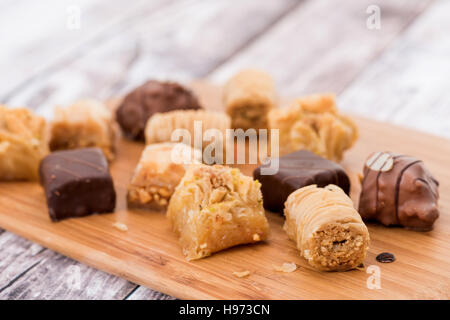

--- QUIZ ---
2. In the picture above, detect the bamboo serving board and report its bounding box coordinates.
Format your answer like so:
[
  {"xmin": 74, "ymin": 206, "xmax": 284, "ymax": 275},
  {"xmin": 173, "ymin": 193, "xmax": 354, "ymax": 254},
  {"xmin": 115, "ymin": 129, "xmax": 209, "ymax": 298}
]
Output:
[{"xmin": 0, "ymin": 82, "xmax": 449, "ymax": 300}]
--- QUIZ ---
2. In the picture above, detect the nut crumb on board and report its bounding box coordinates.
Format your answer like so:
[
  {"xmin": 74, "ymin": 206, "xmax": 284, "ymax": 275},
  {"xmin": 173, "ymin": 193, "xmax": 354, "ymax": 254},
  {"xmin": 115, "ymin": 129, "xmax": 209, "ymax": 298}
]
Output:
[
  {"xmin": 113, "ymin": 222, "xmax": 128, "ymax": 232},
  {"xmin": 273, "ymin": 262, "xmax": 297, "ymax": 273},
  {"xmin": 232, "ymin": 270, "xmax": 251, "ymax": 278}
]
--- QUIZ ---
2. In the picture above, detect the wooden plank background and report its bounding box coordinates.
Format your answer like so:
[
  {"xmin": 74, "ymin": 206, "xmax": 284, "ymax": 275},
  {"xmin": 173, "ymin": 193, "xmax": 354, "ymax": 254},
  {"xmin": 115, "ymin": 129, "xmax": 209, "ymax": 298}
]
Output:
[{"xmin": 0, "ymin": 0, "xmax": 448, "ymax": 299}]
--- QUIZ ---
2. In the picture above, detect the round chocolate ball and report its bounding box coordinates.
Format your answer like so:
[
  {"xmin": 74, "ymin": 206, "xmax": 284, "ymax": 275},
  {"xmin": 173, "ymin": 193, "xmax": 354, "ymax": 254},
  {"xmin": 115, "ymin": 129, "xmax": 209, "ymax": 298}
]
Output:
[{"xmin": 116, "ymin": 80, "xmax": 201, "ymax": 141}]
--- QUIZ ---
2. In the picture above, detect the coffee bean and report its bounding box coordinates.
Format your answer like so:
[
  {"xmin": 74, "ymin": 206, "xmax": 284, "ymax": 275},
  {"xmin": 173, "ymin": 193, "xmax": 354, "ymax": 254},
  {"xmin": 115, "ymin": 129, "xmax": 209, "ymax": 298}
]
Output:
[{"xmin": 376, "ymin": 252, "xmax": 395, "ymax": 263}]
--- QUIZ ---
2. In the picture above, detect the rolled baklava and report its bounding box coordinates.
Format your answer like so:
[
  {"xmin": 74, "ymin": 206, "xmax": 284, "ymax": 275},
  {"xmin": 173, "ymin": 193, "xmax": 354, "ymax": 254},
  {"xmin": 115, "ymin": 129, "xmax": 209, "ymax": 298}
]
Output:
[
  {"xmin": 223, "ymin": 69, "xmax": 277, "ymax": 131},
  {"xmin": 284, "ymin": 184, "xmax": 369, "ymax": 271},
  {"xmin": 145, "ymin": 109, "xmax": 230, "ymax": 163}
]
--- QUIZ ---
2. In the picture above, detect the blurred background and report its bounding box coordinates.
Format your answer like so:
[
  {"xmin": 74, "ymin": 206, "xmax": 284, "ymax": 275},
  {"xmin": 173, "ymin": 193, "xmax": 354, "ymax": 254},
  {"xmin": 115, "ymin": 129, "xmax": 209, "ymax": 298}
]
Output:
[
  {"xmin": 1, "ymin": 0, "xmax": 449, "ymax": 137},
  {"xmin": 1, "ymin": 0, "xmax": 449, "ymax": 138},
  {"xmin": 0, "ymin": 0, "xmax": 449, "ymax": 299}
]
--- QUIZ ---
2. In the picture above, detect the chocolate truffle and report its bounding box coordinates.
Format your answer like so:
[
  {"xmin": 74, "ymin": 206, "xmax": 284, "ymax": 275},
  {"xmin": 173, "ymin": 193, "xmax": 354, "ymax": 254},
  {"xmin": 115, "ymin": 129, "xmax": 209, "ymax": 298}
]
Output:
[
  {"xmin": 116, "ymin": 80, "xmax": 202, "ymax": 141},
  {"xmin": 39, "ymin": 148, "xmax": 116, "ymax": 221},
  {"xmin": 359, "ymin": 152, "xmax": 439, "ymax": 231},
  {"xmin": 253, "ymin": 150, "xmax": 350, "ymax": 213}
]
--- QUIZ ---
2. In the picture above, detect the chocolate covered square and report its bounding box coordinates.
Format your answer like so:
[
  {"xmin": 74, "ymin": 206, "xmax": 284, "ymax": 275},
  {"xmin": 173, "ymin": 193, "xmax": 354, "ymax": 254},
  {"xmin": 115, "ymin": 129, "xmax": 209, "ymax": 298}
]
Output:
[
  {"xmin": 253, "ymin": 150, "xmax": 350, "ymax": 213},
  {"xmin": 39, "ymin": 148, "xmax": 116, "ymax": 221}
]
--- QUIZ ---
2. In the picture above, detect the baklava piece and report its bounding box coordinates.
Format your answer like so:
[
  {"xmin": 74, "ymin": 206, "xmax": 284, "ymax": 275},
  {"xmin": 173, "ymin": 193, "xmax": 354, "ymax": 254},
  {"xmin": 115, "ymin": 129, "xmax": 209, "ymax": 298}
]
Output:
[
  {"xmin": 167, "ymin": 164, "xmax": 269, "ymax": 260},
  {"xmin": 223, "ymin": 69, "xmax": 277, "ymax": 130},
  {"xmin": 145, "ymin": 109, "xmax": 230, "ymax": 163},
  {"xmin": 145, "ymin": 109, "xmax": 230, "ymax": 147},
  {"xmin": 127, "ymin": 143, "xmax": 202, "ymax": 210},
  {"xmin": 268, "ymin": 94, "xmax": 358, "ymax": 161},
  {"xmin": 284, "ymin": 184, "xmax": 370, "ymax": 271},
  {"xmin": 0, "ymin": 105, "xmax": 48, "ymax": 181},
  {"xmin": 49, "ymin": 99, "xmax": 116, "ymax": 161}
]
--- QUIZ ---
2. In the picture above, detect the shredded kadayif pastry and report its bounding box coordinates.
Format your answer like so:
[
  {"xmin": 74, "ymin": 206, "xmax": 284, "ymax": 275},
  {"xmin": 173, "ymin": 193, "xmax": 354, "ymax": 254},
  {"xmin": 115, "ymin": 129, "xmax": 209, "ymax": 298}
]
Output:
[{"xmin": 268, "ymin": 94, "xmax": 358, "ymax": 161}]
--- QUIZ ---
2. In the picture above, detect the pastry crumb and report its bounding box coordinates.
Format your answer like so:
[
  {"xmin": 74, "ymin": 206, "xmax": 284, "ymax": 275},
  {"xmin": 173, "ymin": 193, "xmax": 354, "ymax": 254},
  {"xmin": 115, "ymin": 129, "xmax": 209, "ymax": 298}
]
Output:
[
  {"xmin": 273, "ymin": 262, "xmax": 297, "ymax": 273},
  {"xmin": 113, "ymin": 222, "xmax": 128, "ymax": 232},
  {"xmin": 252, "ymin": 233, "xmax": 261, "ymax": 241},
  {"xmin": 232, "ymin": 270, "xmax": 250, "ymax": 278}
]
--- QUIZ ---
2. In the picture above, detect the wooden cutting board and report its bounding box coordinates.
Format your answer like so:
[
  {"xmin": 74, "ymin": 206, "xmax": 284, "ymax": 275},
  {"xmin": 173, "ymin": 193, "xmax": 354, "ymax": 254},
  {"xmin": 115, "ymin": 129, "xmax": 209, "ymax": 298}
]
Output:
[{"xmin": 0, "ymin": 82, "xmax": 449, "ymax": 300}]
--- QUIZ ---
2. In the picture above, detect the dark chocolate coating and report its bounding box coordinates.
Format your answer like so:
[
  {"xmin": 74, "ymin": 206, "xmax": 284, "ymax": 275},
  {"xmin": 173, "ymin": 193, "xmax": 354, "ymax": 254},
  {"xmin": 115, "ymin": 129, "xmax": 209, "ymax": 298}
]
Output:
[
  {"xmin": 253, "ymin": 150, "xmax": 350, "ymax": 213},
  {"xmin": 359, "ymin": 152, "xmax": 439, "ymax": 231},
  {"xmin": 39, "ymin": 148, "xmax": 116, "ymax": 222},
  {"xmin": 116, "ymin": 80, "xmax": 202, "ymax": 141}
]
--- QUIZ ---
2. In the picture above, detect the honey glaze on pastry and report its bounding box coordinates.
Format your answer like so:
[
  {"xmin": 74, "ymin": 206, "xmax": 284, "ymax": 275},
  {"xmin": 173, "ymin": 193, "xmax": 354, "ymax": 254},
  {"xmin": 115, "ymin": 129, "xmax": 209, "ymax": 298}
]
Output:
[
  {"xmin": 167, "ymin": 164, "xmax": 269, "ymax": 260},
  {"xmin": 284, "ymin": 184, "xmax": 369, "ymax": 271}
]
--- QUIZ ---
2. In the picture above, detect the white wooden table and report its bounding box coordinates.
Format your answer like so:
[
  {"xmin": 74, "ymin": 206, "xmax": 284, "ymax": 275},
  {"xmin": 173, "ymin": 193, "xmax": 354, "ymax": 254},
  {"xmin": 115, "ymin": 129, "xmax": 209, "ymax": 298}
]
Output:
[{"xmin": 0, "ymin": 0, "xmax": 448, "ymax": 299}]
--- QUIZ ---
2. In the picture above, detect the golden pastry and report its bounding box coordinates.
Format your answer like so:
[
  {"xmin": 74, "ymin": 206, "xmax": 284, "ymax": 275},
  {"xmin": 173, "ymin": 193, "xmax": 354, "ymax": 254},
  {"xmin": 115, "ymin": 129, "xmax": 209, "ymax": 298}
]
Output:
[
  {"xmin": 0, "ymin": 105, "xmax": 48, "ymax": 181},
  {"xmin": 49, "ymin": 99, "xmax": 116, "ymax": 161},
  {"xmin": 145, "ymin": 109, "xmax": 230, "ymax": 163},
  {"xmin": 127, "ymin": 143, "xmax": 202, "ymax": 210},
  {"xmin": 284, "ymin": 184, "xmax": 369, "ymax": 271},
  {"xmin": 268, "ymin": 94, "xmax": 358, "ymax": 161},
  {"xmin": 223, "ymin": 69, "xmax": 277, "ymax": 131},
  {"xmin": 167, "ymin": 164, "xmax": 269, "ymax": 260}
]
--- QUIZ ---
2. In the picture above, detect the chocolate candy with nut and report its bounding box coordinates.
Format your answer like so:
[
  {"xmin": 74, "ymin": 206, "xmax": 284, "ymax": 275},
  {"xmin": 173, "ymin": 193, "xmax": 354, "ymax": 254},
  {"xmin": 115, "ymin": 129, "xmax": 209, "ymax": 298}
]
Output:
[{"xmin": 359, "ymin": 152, "xmax": 439, "ymax": 231}]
